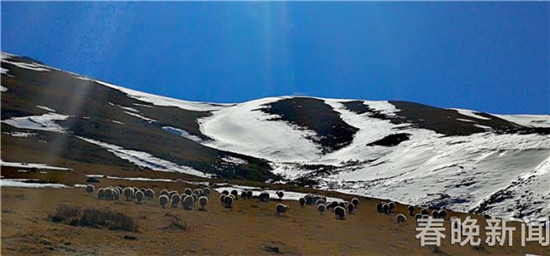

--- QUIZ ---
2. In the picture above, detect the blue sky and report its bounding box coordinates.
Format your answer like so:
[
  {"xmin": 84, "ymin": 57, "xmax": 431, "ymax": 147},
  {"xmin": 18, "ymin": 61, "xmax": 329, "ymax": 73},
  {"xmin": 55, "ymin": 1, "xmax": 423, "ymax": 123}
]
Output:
[{"xmin": 2, "ymin": 2, "xmax": 549, "ymax": 114}]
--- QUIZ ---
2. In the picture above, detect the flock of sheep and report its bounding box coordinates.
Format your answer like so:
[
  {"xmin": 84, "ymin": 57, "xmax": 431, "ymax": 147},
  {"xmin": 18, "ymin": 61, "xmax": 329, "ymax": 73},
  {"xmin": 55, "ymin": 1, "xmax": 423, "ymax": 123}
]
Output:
[
  {"xmin": 86, "ymin": 184, "xmax": 451, "ymax": 224},
  {"xmin": 86, "ymin": 184, "xmax": 210, "ymax": 211}
]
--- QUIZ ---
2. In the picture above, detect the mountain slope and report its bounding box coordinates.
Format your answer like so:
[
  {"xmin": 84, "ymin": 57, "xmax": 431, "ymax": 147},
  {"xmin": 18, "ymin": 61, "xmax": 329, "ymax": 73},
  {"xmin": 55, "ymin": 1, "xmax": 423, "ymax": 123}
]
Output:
[{"xmin": 2, "ymin": 52, "xmax": 549, "ymax": 220}]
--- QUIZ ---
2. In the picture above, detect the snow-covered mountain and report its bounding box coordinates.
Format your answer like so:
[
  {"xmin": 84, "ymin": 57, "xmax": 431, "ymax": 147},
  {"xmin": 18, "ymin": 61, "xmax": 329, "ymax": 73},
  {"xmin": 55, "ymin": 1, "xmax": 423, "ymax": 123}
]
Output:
[{"xmin": 2, "ymin": 52, "xmax": 549, "ymax": 220}]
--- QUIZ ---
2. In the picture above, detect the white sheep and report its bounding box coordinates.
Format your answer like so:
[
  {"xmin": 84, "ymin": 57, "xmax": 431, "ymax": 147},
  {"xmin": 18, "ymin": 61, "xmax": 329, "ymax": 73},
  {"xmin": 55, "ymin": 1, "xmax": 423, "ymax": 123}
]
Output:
[
  {"xmin": 396, "ymin": 213, "xmax": 407, "ymax": 224},
  {"xmin": 184, "ymin": 188, "xmax": 192, "ymax": 195},
  {"xmin": 276, "ymin": 203, "xmax": 289, "ymax": 216},
  {"xmin": 317, "ymin": 204, "xmax": 326, "ymax": 215},
  {"xmin": 316, "ymin": 199, "xmax": 326, "ymax": 206},
  {"xmin": 159, "ymin": 195, "xmax": 169, "ymax": 208},
  {"xmin": 224, "ymin": 195, "xmax": 233, "ymax": 208},
  {"xmin": 183, "ymin": 195, "xmax": 194, "ymax": 210},
  {"xmin": 171, "ymin": 194, "xmax": 181, "ymax": 208},
  {"xmin": 347, "ymin": 203, "xmax": 355, "ymax": 214},
  {"xmin": 104, "ymin": 188, "xmax": 114, "ymax": 201},
  {"xmin": 198, "ymin": 196, "xmax": 208, "ymax": 211},
  {"xmin": 169, "ymin": 190, "xmax": 178, "ymax": 198},
  {"xmin": 220, "ymin": 194, "xmax": 226, "ymax": 205},
  {"xmin": 388, "ymin": 202, "xmax": 396, "ymax": 212},
  {"xmin": 112, "ymin": 189, "xmax": 120, "ymax": 200},
  {"xmin": 97, "ymin": 188, "xmax": 105, "ymax": 200},
  {"xmin": 86, "ymin": 185, "xmax": 95, "ymax": 193},
  {"xmin": 299, "ymin": 197, "xmax": 305, "ymax": 207},
  {"xmin": 259, "ymin": 192, "xmax": 270, "ymax": 202},
  {"xmin": 334, "ymin": 206, "xmax": 346, "ymax": 220},
  {"xmin": 277, "ymin": 191, "xmax": 284, "ymax": 200},
  {"xmin": 203, "ymin": 188, "xmax": 211, "ymax": 197},
  {"xmin": 351, "ymin": 198, "xmax": 359, "ymax": 208},
  {"xmin": 145, "ymin": 189, "xmax": 155, "ymax": 200},
  {"xmin": 160, "ymin": 189, "xmax": 169, "ymax": 197},
  {"xmin": 438, "ymin": 209, "xmax": 447, "ymax": 219},
  {"xmin": 135, "ymin": 190, "xmax": 145, "ymax": 204},
  {"xmin": 123, "ymin": 187, "xmax": 135, "ymax": 201}
]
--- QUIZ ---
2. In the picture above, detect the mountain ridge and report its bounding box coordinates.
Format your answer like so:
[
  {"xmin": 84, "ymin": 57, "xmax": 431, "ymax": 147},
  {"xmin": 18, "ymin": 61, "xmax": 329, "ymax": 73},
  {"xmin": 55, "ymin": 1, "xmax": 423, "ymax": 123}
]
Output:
[{"xmin": 2, "ymin": 51, "xmax": 549, "ymax": 220}]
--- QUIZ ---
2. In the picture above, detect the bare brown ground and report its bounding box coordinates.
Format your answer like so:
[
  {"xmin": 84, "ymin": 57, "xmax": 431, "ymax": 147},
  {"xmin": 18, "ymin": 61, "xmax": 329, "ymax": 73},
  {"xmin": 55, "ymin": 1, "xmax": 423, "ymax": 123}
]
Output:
[{"xmin": 1, "ymin": 184, "xmax": 548, "ymax": 256}]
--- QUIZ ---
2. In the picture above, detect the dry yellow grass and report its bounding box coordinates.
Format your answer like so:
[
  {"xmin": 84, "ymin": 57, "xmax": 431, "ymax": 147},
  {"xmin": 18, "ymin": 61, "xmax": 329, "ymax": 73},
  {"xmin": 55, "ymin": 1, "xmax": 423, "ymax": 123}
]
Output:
[{"xmin": 1, "ymin": 185, "xmax": 548, "ymax": 255}]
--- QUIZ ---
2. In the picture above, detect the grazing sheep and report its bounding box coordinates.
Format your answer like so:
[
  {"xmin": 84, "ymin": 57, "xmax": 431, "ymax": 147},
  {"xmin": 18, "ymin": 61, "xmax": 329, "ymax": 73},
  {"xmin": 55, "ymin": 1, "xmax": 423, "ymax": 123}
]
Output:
[
  {"xmin": 246, "ymin": 190, "xmax": 253, "ymax": 198},
  {"xmin": 317, "ymin": 204, "xmax": 326, "ymax": 215},
  {"xmin": 334, "ymin": 206, "xmax": 346, "ymax": 220},
  {"xmin": 192, "ymin": 194, "xmax": 199, "ymax": 205},
  {"xmin": 388, "ymin": 202, "xmax": 396, "ymax": 212},
  {"xmin": 415, "ymin": 213, "xmax": 423, "ymax": 222},
  {"xmin": 421, "ymin": 208, "xmax": 429, "ymax": 215},
  {"xmin": 198, "ymin": 196, "xmax": 208, "ymax": 211},
  {"xmin": 276, "ymin": 203, "xmax": 289, "ymax": 216},
  {"xmin": 277, "ymin": 191, "xmax": 284, "ymax": 200},
  {"xmin": 123, "ymin": 187, "xmax": 135, "ymax": 201},
  {"xmin": 241, "ymin": 191, "xmax": 248, "ymax": 199},
  {"xmin": 159, "ymin": 195, "xmax": 169, "ymax": 208},
  {"xmin": 338, "ymin": 202, "xmax": 346, "ymax": 208},
  {"xmin": 171, "ymin": 194, "xmax": 181, "ymax": 208},
  {"xmin": 304, "ymin": 194, "xmax": 313, "ymax": 205},
  {"xmin": 160, "ymin": 189, "xmax": 169, "ymax": 197},
  {"xmin": 316, "ymin": 199, "xmax": 326, "ymax": 206},
  {"xmin": 183, "ymin": 195, "xmax": 194, "ymax": 210},
  {"xmin": 222, "ymin": 190, "xmax": 229, "ymax": 195},
  {"xmin": 86, "ymin": 185, "xmax": 95, "ymax": 193},
  {"xmin": 347, "ymin": 203, "xmax": 355, "ymax": 214},
  {"xmin": 140, "ymin": 187, "xmax": 146, "ymax": 193},
  {"xmin": 396, "ymin": 214, "xmax": 407, "ymax": 224},
  {"xmin": 431, "ymin": 210, "xmax": 439, "ymax": 219},
  {"xmin": 104, "ymin": 188, "xmax": 114, "ymax": 201},
  {"xmin": 382, "ymin": 203, "xmax": 390, "ymax": 214},
  {"xmin": 193, "ymin": 189, "xmax": 202, "ymax": 196},
  {"xmin": 231, "ymin": 190, "xmax": 238, "ymax": 199},
  {"xmin": 408, "ymin": 205, "xmax": 415, "ymax": 216},
  {"xmin": 169, "ymin": 190, "xmax": 179, "ymax": 198},
  {"xmin": 113, "ymin": 189, "xmax": 120, "ymax": 200},
  {"xmin": 259, "ymin": 192, "xmax": 270, "ymax": 202},
  {"xmin": 220, "ymin": 194, "xmax": 226, "ymax": 205},
  {"xmin": 224, "ymin": 195, "xmax": 233, "ymax": 208},
  {"xmin": 203, "ymin": 188, "xmax": 211, "ymax": 197},
  {"xmin": 184, "ymin": 188, "xmax": 193, "ymax": 195},
  {"xmin": 422, "ymin": 214, "xmax": 429, "ymax": 219},
  {"xmin": 145, "ymin": 189, "xmax": 155, "ymax": 200},
  {"xmin": 311, "ymin": 196, "xmax": 322, "ymax": 205},
  {"xmin": 438, "ymin": 209, "xmax": 447, "ymax": 219},
  {"xmin": 97, "ymin": 188, "xmax": 105, "ymax": 200},
  {"xmin": 327, "ymin": 201, "xmax": 338, "ymax": 210},
  {"xmin": 351, "ymin": 198, "xmax": 359, "ymax": 208},
  {"xmin": 299, "ymin": 197, "xmax": 306, "ymax": 207},
  {"xmin": 376, "ymin": 202, "xmax": 384, "ymax": 213},
  {"xmin": 135, "ymin": 191, "xmax": 145, "ymax": 204}
]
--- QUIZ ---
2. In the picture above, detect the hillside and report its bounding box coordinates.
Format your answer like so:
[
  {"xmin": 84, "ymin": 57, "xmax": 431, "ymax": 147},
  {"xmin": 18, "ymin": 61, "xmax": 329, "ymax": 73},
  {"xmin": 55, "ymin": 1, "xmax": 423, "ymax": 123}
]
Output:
[{"xmin": 1, "ymin": 51, "xmax": 549, "ymax": 221}]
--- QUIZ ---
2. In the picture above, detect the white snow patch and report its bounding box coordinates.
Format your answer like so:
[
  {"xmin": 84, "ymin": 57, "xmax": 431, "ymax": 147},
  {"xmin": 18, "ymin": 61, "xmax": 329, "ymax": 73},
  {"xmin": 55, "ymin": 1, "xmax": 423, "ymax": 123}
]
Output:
[
  {"xmin": 496, "ymin": 114, "xmax": 550, "ymax": 128},
  {"xmin": 78, "ymin": 137, "xmax": 210, "ymax": 178},
  {"xmin": 365, "ymin": 100, "xmax": 400, "ymax": 117},
  {"xmin": 3, "ymin": 132, "xmax": 36, "ymax": 137},
  {"xmin": 111, "ymin": 120, "xmax": 124, "ymax": 125},
  {"xmin": 0, "ymin": 178, "xmax": 69, "ymax": 188},
  {"xmin": 36, "ymin": 105, "xmax": 56, "ymax": 112},
  {"xmin": 1, "ymin": 113, "xmax": 69, "ymax": 133},
  {"xmin": 86, "ymin": 174, "xmax": 175, "ymax": 183},
  {"xmin": 76, "ymin": 77, "xmax": 230, "ymax": 112},
  {"xmin": 456, "ymin": 118, "xmax": 476, "ymax": 123},
  {"xmin": 1, "ymin": 85, "xmax": 7, "ymax": 92},
  {"xmin": 221, "ymin": 156, "xmax": 248, "ymax": 165},
  {"xmin": 200, "ymin": 97, "xmax": 322, "ymax": 163},
  {"xmin": 124, "ymin": 111, "xmax": 156, "ymax": 123},
  {"xmin": 0, "ymin": 160, "xmax": 71, "ymax": 171},
  {"xmin": 162, "ymin": 126, "xmax": 203, "ymax": 143},
  {"xmin": 453, "ymin": 108, "xmax": 491, "ymax": 120}
]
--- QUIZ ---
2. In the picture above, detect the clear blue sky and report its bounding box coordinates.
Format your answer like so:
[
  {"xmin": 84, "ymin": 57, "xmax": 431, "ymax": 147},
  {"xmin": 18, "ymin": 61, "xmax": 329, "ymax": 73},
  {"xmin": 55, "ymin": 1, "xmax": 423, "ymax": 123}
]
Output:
[{"xmin": 2, "ymin": 2, "xmax": 549, "ymax": 114}]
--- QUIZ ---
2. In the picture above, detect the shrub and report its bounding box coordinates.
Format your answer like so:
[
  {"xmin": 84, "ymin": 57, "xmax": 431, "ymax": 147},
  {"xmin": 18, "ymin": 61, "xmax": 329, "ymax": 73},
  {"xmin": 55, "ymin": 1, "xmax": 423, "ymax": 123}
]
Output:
[{"xmin": 50, "ymin": 205, "xmax": 137, "ymax": 232}]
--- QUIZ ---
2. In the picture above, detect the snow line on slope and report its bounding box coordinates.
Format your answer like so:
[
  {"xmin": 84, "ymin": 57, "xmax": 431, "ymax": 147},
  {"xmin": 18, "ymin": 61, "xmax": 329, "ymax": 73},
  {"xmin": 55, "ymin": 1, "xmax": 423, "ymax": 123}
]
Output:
[{"xmin": 78, "ymin": 137, "xmax": 211, "ymax": 178}]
